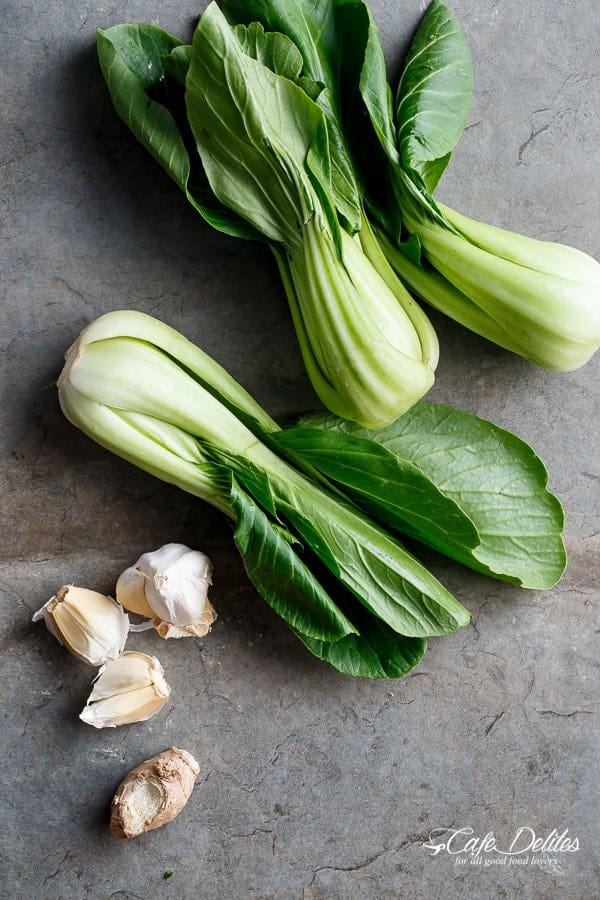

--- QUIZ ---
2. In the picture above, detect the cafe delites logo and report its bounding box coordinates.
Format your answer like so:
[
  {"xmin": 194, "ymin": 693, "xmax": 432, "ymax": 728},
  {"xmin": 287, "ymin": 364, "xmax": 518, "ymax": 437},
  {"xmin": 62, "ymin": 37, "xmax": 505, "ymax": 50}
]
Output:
[{"xmin": 422, "ymin": 826, "xmax": 579, "ymax": 871}]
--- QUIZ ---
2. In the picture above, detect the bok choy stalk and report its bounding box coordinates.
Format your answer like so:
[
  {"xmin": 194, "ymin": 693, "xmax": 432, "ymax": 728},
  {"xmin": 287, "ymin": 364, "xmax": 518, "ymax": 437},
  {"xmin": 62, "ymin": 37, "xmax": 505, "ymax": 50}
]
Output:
[
  {"xmin": 96, "ymin": 4, "xmax": 439, "ymax": 429},
  {"xmin": 58, "ymin": 310, "xmax": 470, "ymax": 679},
  {"xmin": 343, "ymin": 0, "xmax": 600, "ymax": 370}
]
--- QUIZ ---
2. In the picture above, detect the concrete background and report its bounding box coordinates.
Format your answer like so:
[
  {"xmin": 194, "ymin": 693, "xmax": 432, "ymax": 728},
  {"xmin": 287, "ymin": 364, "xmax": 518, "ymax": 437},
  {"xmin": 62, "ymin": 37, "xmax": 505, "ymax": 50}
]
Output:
[{"xmin": 1, "ymin": 0, "xmax": 598, "ymax": 897}]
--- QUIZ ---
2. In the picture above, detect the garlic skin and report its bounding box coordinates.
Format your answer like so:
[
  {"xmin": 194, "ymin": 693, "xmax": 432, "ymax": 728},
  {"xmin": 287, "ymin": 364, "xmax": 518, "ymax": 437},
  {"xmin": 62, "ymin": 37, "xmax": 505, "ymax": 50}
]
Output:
[
  {"xmin": 116, "ymin": 543, "xmax": 216, "ymax": 639},
  {"xmin": 80, "ymin": 651, "xmax": 170, "ymax": 728},
  {"xmin": 110, "ymin": 747, "xmax": 200, "ymax": 839},
  {"xmin": 152, "ymin": 600, "xmax": 216, "ymax": 639},
  {"xmin": 32, "ymin": 585, "xmax": 129, "ymax": 666}
]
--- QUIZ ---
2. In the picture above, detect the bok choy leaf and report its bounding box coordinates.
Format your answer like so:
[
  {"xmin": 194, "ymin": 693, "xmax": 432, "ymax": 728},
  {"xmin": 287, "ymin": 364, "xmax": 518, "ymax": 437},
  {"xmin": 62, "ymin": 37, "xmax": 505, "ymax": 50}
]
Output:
[
  {"xmin": 97, "ymin": 24, "xmax": 260, "ymax": 240},
  {"xmin": 283, "ymin": 406, "xmax": 566, "ymax": 590},
  {"xmin": 221, "ymin": 0, "xmax": 377, "ymax": 235},
  {"xmin": 394, "ymin": 0, "xmax": 474, "ymax": 194}
]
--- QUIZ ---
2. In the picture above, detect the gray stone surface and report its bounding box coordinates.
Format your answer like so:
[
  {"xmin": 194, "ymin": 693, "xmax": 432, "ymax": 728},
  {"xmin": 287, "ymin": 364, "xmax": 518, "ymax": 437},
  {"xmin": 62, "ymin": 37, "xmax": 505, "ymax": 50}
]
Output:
[{"xmin": 1, "ymin": 0, "xmax": 598, "ymax": 897}]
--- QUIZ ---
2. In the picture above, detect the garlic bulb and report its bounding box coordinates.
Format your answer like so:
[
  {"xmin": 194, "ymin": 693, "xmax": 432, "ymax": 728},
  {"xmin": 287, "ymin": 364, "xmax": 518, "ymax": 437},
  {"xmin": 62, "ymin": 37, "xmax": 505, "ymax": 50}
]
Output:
[
  {"xmin": 110, "ymin": 747, "xmax": 200, "ymax": 839},
  {"xmin": 80, "ymin": 651, "xmax": 170, "ymax": 728},
  {"xmin": 116, "ymin": 543, "xmax": 216, "ymax": 639},
  {"xmin": 32, "ymin": 585, "xmax": 129, "ymax": 666}
]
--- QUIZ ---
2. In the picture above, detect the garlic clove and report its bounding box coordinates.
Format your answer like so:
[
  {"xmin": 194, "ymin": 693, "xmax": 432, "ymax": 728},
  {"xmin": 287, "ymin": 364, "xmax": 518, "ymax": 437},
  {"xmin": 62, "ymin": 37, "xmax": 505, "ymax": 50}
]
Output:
[
  {"xmin": 115, "ymin": 565, "xmax": 155, "ymax": 618},
  {"xmin": 85, "ymin": 651, "xmax": 160, "ymax": 699},
  {"xmin": 148, "ymin": 548, "xmax": 212, "ymax": 627},
  {"xmin": 116, "ymin": 544, "xmax": 192, "ymax": 620},
  {"xmin": 110, "ymin": 747, "xmax": 199, "ymax": 839},
  {"xmin": 116, "ymin": 543, "xmax": 215, "ymax": 632},
  {"xmin": 80, "ymin": 686, "xmax": 168, "ymax": 728},
  {"xmin": 32, "ymin": 585, "xmax": 129, "ymax": 666},
  {"xmin": 80, "ymin": 651, "xmax": 170, "ymax": 728}
]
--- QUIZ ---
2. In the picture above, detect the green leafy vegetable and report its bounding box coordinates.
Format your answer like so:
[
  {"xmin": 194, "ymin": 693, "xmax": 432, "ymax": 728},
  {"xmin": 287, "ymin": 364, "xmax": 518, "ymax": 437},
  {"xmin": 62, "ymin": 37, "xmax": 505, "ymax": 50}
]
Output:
[
  {"xmin": 389, "ymin": 188, "xmax": 600, "ymax": 371},
  {"xmin": 97, "ymin": 6, "xmax": 440, "ymax": 429},
  {"xmin": 184, "ymin": 2, "xmax": 438, "ymax": 427},
  {"xmin": 232, "ymin": 478, "xmax": 427, "ymax": 677},
  {"xmin": 186, "ymin": 7, "xmax": 331, "ymax": 248},
  {"xmin": 252, "ymin": 0, "xmax": 599, "ymax": 369},
  {"xmin": 58, "ymin": 310, "xmax": 472, "ymax": 677},
  {"xmin": 342, "ymin": 0, "xmax": 600, "ymax": 370},
  {"xmin": 287, "ymin": 406, "xmax": 566, "ymax": 589}
]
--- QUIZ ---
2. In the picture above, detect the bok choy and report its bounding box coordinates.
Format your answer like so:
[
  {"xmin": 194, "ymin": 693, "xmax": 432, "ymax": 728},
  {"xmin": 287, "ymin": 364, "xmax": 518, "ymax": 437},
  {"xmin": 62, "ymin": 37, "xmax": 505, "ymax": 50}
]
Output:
[
  {"xmin": 58, "ymin": 310, "xmax": 469, "ymax": 679},
  {"xmin": 96, "ymin": 4, "xmax": 439, "ymax": 429},
  {"xmin": 350, "ymin": 0, "xmax": 600, "ymax": 370},
  {"xmin": 222, "ymin": 0, "xmax": 600, "ymax": 370},
  {"xmin": 57, "ymin": 311, "xmax": 566, "ymax": 677}
]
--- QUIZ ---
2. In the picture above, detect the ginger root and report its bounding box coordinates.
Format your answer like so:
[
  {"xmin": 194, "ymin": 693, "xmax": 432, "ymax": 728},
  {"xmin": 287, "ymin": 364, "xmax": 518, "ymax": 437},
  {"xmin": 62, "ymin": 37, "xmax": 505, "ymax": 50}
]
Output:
[{"xmin": 109, "ymin": 747, "xmax": 199, "ymax": 839}]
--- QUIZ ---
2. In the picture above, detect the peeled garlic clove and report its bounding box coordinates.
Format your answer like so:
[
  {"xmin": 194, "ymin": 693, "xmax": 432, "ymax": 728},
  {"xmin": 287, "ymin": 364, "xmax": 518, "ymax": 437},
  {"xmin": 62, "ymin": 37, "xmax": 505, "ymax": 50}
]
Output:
[
  {"xmin": 32, "ymin": 585, "xmax": 129, "ymax": 666},
  {"xmin": 80, "ymin": 651, "xmax": 170, "ymax": 728},
  {"xmin": 116, "ymin": 543, "xmax": 215, "ymax": 635},
  {"xmin": 110, "ymin": 747, "xmax": 199, "ymax": 839}
]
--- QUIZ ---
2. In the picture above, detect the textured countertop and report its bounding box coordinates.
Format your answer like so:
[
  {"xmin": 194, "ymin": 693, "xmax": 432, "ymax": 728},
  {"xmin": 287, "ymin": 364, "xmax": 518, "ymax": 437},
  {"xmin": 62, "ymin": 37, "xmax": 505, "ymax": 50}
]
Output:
[{"xmin": 1, "ymin": 1, "xmax": 598, "ymax": 897}]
